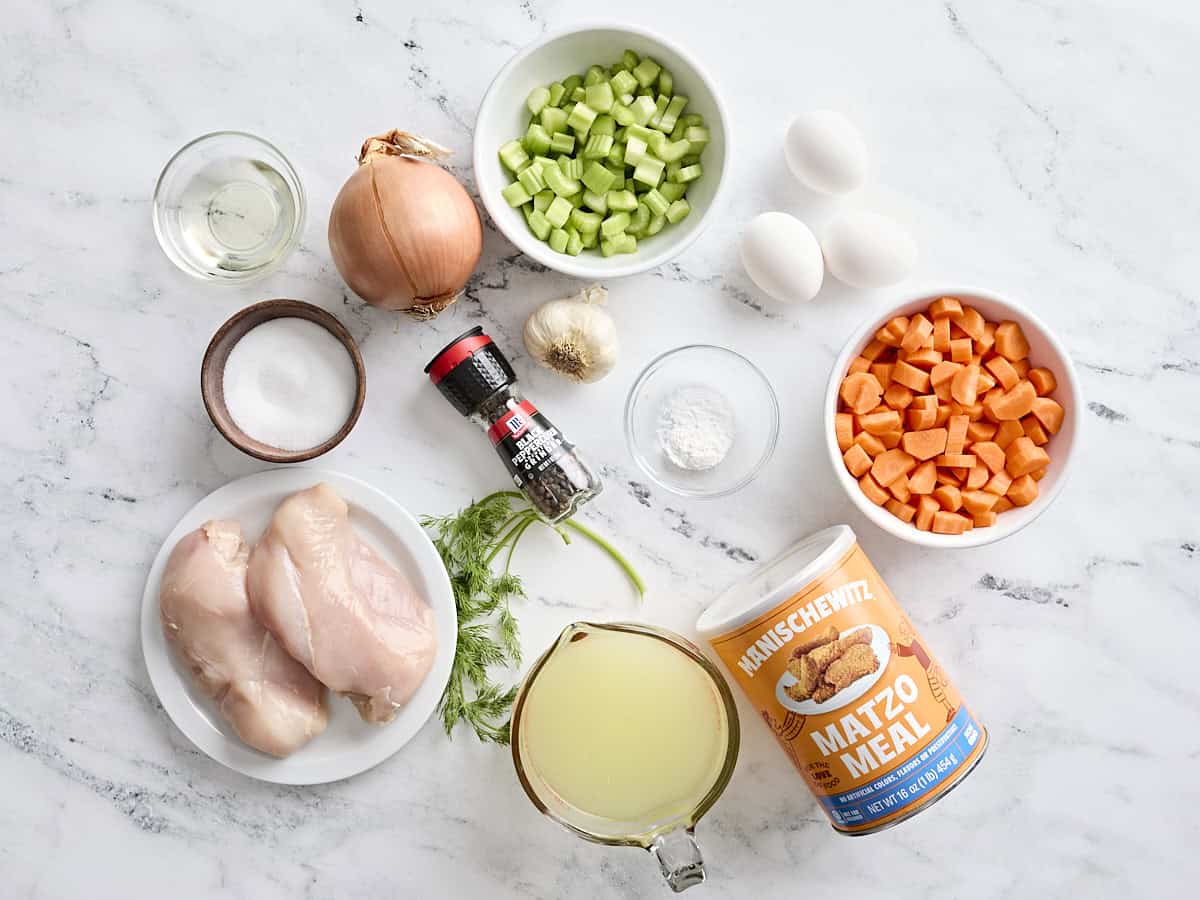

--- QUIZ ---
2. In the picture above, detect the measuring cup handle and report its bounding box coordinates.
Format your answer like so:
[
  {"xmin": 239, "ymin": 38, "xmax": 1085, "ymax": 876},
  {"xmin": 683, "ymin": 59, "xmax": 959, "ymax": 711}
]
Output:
[{"xmin": 648, "ymin": 827, "xmax": 705, "ymax": 892}]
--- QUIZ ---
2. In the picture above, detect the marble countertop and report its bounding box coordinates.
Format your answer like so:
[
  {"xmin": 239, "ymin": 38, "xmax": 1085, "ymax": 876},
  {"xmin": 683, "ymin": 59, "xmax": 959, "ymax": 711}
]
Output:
[{"xmin": 3, "ymin": 1, "xmax": 1198, "ymax": 897}]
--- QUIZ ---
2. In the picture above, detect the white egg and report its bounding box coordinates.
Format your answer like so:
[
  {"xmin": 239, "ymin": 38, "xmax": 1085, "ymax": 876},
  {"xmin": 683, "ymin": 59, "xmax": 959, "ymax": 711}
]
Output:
[
  {"xmin": 821, "ymin": 211, "xmax": 918, "ymax": 288},
  {"xmin": 784, "ymin": 111, "xmax": 869, "ymax": 195},
  {"xmin": 740, "ymin": 212, "xmax": 824, "ymax": 304}
]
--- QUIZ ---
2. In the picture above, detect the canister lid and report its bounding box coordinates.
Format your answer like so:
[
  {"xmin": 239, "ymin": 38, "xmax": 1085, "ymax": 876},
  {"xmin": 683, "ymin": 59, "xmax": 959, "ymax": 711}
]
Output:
[
  {"xmin": 425, "ymin": 326, "xmax": 516, "ymax": 415},
  {"xmin": 696, "ymin": 525, "xmax": 857, "ymax": 637}
]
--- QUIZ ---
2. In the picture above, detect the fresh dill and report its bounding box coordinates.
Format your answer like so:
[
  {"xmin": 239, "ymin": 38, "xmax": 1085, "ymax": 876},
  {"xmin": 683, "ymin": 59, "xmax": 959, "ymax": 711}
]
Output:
[{"xmin": 421, "ymin": 490, "xmax": 644, "ymax": 744}]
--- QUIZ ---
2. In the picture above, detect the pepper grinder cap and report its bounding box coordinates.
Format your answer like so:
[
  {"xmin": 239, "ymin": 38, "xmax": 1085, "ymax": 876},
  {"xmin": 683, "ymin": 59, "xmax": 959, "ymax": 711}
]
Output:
[{"xmin": 425, "ymin": 326, "xmax": 517, "ymax": 415}]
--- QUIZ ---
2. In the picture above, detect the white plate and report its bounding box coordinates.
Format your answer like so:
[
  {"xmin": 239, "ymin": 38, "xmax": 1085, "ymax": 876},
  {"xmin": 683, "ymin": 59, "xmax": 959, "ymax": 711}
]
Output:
[
  {"xmin": 775, "ymin": 625, "xmax": 891, "ymax": 715},
  {"xmin": 140, "ymin": 468, "xmax": 456, "ymax": 784}
]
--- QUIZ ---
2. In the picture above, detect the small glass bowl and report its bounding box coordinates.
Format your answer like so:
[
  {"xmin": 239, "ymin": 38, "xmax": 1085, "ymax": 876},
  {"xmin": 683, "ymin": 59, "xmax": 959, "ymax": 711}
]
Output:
[
  {"xmin": 152, "ymin": 131, "xmax": 305, "ymax": 283},
  {"xmin": 625, "ymin": 345, "xmax": 779, "ymax": 498}
]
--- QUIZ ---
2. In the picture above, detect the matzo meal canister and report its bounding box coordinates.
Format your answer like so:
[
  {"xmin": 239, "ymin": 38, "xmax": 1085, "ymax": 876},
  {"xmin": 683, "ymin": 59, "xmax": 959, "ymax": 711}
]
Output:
[{"xmin": 696, "ymin": 525, "xmax": 988, "ymax": 834}]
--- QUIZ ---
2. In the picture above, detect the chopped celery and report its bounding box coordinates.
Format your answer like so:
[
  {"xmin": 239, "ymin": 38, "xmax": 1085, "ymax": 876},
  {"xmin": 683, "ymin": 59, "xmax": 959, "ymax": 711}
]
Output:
[
  {"xmin": 591, "ymin": 114, "xmax": 616, "ymax": 137},
  {"xmin": 648, "ymin": 95, "xmax": 670, "ymax": 129},
  {"xmin": 548, "ymin": 227, "xmax": 569, "ymax": 253},
  {"xmin": 585, "ymin": 82, "xmax": 614, "ymax": 113},
  {"xmin": 548, "ymin": 82, "xmax": 566, "ymax": 108},
  {"xmin": 606, "ymin": 141, "xmax": 625, "ymax": 166},
  {"xmin": 684, "ymin": 126, "xmax": 710, "ymax": 150},
  {"xmin": 632, "ymin": 57, "xmax": 661, "ymax": 88},
  {"xmin": 604, "ymin": 165, "xmax": 625, "ymax": 189},
  {"xmin": 622, "ymin": 49, "xmax": 640, "ymax": 70},
  {"xmin": 582, "ymin": 134, "xmax": 613, "ymax": 159},
  {"xmin": 618, "ymin": 92, "xmax": 635, "ymax": 106},
  {"xmin": 533, "ymin": 155, "xmax": 557, "ymax": 171},
  {"xmin": 546, "ymin": 196, "xmax": 572, "ymax": 229},
  {"xmin": 570, "ymin": 207, "xmax": 602, "ymax": 233},
  {"xmin": 611, "ymin": 103, "xmax": 636, "ymax": 127},
  {"xmin": 570, "ymin": 86, "xmax": 586, "ymax": 103},
  {"xmin": 569, "ymin": 192, "xmax": 584, "ymax": 208},
  {"xmin": 566, "ymin": 102, "xmax": 597, "ymax": 133},
  {"xmin": 665, "ymin": 161, "xmax": 682, "ymax": 183},
  {"xmin": 498, "ymin": 141, "xmax": 529, "ymax": 173},
  {"xmin": 517, "ymin": 166, "xmax": 545, "ymax": 195},
  {"xmin": 550, "ymin": 132, "xmax": 575, "ymax": 155},
  {"xmin": 624, "ymin": 136, "xmax": 647, "ymax": 165},
  {"xmin": 580, "ymin": 229, "xmax": 599, "ymax": 249},
  {"xmin": 629, "ymin": 95, "xmax": 657, "ymax": 127},
  {"xmin": 600, "ymin": 234, "xmax": 637, "ymax": 256},
  {"xmin": 610, "ymin": 69, "xmax": 638, "ymax": 97},
  {"xmin": 606, "ymin": 189, "xmax": 638, "ymax": 212},
  {"xmin": 515, "ymin": 159, "xmax": 533, "ymax": 174},
  {"xmin": 629, "ymin": 202, "xmax": 651, "ymax": 234},
  {"xmin": 643, "ymin": 188, "xmax": 670, "ymax": 217},
  {"xmin": 625, "ymin": 123, "xmax": 656, "ymax": 144},
  {"xmin": 658, "ymin": 182, "xmax": 687, "ymax": 202},
  {"xmin": 680, "ymin": 154, "xmax": 702, "ymax": 167},
  {"xmin": 501, "ymin": 181, "xmax": 532, "ymax": 207},
  {"xmin": 561, "ymin": 74, "xmax": 583, "ymax": 95},
  {"xmin": 665, "ymin": 198, "xmax": 691, "ymax": 224},
  {"xmin": 633, "ymin": 155, "xmax": 665, "ymax": 187},
  {"xmin": 657, "ymin": 69, "xmax": 673, "ymax": 98},
  {"xmin": 527, "ymin": 208, "xmax": 552, "ymax": 240},
  {"xmin": 565, "ymin": 227, "xmax": 583, "ymax": 256},
  {"xmin": 527, "ymin": 86, "xmax": 551, "ymax": 116},
  {"xmin": 582, "ymin": 189, "xmax": 608, "ymax": 214},
  {"xmin": 540, "ymin": 106, "xmax": 568, "ymax": 135},
  {"xmin": 608, "ymin": 62, "xmax": 627, "ymax": 76},
  {"xmin": 542, "ymin": 165, "xmax": 580, "ymax": 197},
  {"xmin": 658, "ymin": 95, "xmax": 688, "ymax": 133},
  {"xmin": 581, "ymin": 161, "xmax": 616, "ymax": 195},
  {"xmin": 676, "ymin": 163, "xmax": 703, "ymax": 183},
  {"xmin": 583, "ymin": 65, "xmax": 607, "ymax": 87},
  {"xmin": 532, "ymin": 189, "xmax": 554, "ymax": 211},
  {"xmin": 523, "ymin": 123, "xmax": 552, "ymax": 155},
  {"xmin": 646, "ymin": 213, "xmax": 666, "ymax": 236},
  {"xmin": 600, "ymin": 211, "xmax": 631, "ymax": 236},
  {"xmin": 557, "ymin": 156, "xmax": 583, "ymax": 179}
]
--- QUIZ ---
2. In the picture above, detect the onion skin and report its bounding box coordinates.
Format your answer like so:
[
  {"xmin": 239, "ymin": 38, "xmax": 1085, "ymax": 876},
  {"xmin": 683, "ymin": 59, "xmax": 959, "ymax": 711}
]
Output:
[{"xmin": 328, "ymin": 131, "xmax": 482, "ymax": 318}]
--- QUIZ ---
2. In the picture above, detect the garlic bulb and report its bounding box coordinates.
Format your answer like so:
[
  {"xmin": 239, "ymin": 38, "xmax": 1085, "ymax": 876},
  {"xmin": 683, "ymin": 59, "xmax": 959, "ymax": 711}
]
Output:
[{"xmin": 523, "ymin": 285, "xmax": 618, "ymax": 383}]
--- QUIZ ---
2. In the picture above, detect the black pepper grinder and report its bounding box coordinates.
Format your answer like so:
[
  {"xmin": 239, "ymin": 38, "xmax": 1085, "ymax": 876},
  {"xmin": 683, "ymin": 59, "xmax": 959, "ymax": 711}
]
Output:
[{"xmin": 425, "ymin": 327, "xmax": 602, "ymax": 523}]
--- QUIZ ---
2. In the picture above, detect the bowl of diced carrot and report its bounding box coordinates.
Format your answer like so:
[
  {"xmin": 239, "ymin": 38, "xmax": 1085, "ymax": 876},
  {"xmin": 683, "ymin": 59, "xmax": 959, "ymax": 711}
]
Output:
[{"xmin": 825, "ymin": 287, "xmax": 1081, "ymax": 548}]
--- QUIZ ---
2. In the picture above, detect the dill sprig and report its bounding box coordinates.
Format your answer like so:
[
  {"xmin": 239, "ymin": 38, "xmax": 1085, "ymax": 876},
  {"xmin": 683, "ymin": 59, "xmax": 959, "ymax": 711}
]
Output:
[{"xmin": 421, "ymin": 490, "xmax": 644, "ymax": 744}]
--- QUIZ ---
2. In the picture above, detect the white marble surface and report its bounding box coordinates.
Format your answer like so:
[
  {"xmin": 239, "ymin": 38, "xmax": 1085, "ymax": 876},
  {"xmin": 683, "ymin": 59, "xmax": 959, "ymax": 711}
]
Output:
[{"xmin": 2, "ymin": 1, "xmax": 1198, "ymax": 897}]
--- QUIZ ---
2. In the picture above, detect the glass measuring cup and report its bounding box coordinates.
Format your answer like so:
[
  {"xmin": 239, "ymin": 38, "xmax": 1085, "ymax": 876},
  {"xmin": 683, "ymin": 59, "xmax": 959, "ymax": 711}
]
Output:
[{"xmin": 511, "ymin": 622, "xmax": 740, "ymax": 892}]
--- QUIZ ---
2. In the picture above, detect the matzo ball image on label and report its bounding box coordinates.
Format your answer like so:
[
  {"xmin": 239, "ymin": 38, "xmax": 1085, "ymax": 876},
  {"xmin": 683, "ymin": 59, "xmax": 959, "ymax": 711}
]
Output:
[{"xmin": 697, "ymin": 525, "xmax": 988, "ymax": 835}]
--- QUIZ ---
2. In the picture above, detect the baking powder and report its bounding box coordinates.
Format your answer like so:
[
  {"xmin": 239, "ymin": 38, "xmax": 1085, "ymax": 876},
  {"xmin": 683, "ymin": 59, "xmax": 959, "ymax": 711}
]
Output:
[{"xmin": 656, "ymin": 385, "xmax": 736, "ymax": 471}]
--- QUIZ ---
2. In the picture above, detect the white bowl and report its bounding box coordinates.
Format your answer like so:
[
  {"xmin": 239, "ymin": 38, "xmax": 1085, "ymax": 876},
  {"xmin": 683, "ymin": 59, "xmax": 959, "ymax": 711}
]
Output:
[
  {"xmin": 824, "ymin": 286, "xmax": 1082, "ymax": 549},
  {"xmin": 473, "ymin": 22, "xmax": 730, "ymax": 279}
]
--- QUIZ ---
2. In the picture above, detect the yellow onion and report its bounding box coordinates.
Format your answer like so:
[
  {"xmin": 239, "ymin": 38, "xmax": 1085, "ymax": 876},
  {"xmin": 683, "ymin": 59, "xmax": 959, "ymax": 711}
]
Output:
[{"xmin": 328, "ymin": 130, "xmax": 482, "ymax": 318}]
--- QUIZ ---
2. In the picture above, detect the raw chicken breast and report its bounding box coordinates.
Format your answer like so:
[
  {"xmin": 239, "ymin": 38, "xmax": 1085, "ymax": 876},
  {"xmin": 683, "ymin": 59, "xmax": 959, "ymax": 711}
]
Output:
[
  {"xmin": 159, "ymin": 520, "xmax": 328, "ymax": 757},
  {"xmin": 247, "ymin": 483, "xmax": 438, "ymax": 724}
]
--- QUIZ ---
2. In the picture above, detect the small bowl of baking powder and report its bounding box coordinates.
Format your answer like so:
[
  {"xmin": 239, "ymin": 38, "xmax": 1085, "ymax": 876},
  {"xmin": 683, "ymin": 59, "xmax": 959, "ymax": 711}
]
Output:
[{"xmin": 624, "ymin": 345, "xmax": 779, "ymax": 497}]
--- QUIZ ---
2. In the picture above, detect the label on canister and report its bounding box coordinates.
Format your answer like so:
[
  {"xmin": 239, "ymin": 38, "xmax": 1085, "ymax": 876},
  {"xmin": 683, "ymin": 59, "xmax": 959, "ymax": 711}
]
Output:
[{"xmin": 700, "ymin": 526, "xmax": 987, "ymax": 834}]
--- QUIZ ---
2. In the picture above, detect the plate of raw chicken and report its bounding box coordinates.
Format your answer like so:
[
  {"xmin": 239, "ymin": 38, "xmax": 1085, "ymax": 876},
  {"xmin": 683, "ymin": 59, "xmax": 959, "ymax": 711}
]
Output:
[{"xmin": 140, "ymin": 468, "xmax": 456, "ymax": 784}]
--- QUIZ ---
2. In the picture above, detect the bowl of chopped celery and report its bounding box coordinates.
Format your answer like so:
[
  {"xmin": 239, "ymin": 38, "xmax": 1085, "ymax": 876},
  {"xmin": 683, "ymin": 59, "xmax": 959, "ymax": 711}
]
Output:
[{"xmin": 474, "ymin": 23, "xmax": 729, "ymax": 278}]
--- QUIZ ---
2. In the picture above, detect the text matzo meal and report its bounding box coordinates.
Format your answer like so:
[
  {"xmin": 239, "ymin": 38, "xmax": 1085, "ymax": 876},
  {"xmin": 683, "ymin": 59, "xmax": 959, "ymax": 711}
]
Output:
[{"xmin": 697, "ymin": 525, "xmax": 987, "ymax": 834}]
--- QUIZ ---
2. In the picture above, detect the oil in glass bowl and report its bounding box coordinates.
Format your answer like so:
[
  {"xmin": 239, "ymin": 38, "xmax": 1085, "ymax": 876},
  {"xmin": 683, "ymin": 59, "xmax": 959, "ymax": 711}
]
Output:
[{"xmin": 153, "ymin": 132, "xmax": 305, "ymax": 282}]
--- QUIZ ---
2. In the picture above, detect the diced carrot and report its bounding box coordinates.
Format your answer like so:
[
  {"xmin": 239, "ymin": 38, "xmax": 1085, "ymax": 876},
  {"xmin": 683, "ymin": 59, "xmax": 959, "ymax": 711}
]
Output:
[
  {"xmin": 966, "ymin": 420, "xmax": 998, "ymax": 442},
  {"xmin": 947, "ymin": 466, "xmax": 970, "ymax": 481},
  {"xmin": 840, "ymin": 372, "xmax": 884, "ymax": 414},
  {"xmin": 892, "ymin": 360, "xmax": 931, "ymax": 392},
  {"xmin": 932, "ymin": 511, "xmax": 970, "ymax": 535},
  {"xmin": 994, "ymin": 420, "xmax": 1024, "ymax": 450},
  {"xmin": 1022, "ymin": 415, "xmax": 1049, "ymax": 446},
  {"xmin": 871, "ymin": 448, "xmax": 917, "ymax": 486},
  {"xmin": 985, "ymin": 355, "xmax": 1019, "ymax": 391},
  {"xmin": 933, "ymin": 404, "xmax": 952, "ymax": 426},
  {"xmin": 937, "ymin": 453, "xmax": 977, "ymax": 468},
  {"xmin": 955, "ymin": 306, "xmax": 987, "ymax": 341},
  {"xmin": 994, "ymin": 321, "xmax": 1030, "ymax": 361},
  {"xmin": 993, "ymin": 496, "xmax": 1015, "ymax": 513},
  {"xmin": 843, "ymin": 444, "xmax": 872, "ymax": 477},
  {"xmin": 946, "ymin": 415, "xmax": 970, "ymax": 454},
  {"xmin": 971, "ymin": 441, "xmax": 1006, "ymax": 474},
  {"xmin": 870, "ymin": 362, "xmax": 893, "ymax": 388},
  {"xmin": 875, "ymin": 324, "xmax": 901, "ymax": 348},
  {"xmin": 859, "ymin": 472, "xmax": 889, "ymax": 505},
  {"xmin": 1005, "ymin": 436, "xmax": 1051, "ymax": 477},
  {"xmin": 1031, "ymin": 397, "xmax": 1065, "ymax": 434},
  {"xmin": 889, "ymin": 476, "xmax": 912, "ymax": 503},
  {"xmin": 903, "ymin": 347, "xmax": 943, "ymax": 369},
  {"xmin": 932, "ymin": 316, "xmax": 951, "ymax": 353},
  {"xmin": 861, "ymin": 338, "xmax": 889, "ymax": 362},
  {"xmin": 901, "ymin": 314, "xmax": 934, "ymax": 354},
  {"xmin": 965, "ymin": 464, "xmax": 989, "ymax": 490},
  {"xmin": 961, "ymin": 489, "xmax": 999, "ymax": 515},
  {"xmin": 906, "ymin": 405, "xmax": 937, "ymax": 430},
  {"xmin": 930, "ymin": 360, "xmax": 962, "ymax": 388},
  {"xmin": 854, "ymin": 431, "xmax": 887, "ymax": 457},
  {"xmin": 885, "ymin": 499, "xmax": 917, "ymax": 523},
  {"xmin": 1027, "ymin": 367, "xmax": 1057, "ymax": 395},
  {"xmin": 878, "ymin": 428, "xmax": 904, "ymax": 450},
  {"xmin": 935, "ymin": 469, "xmax": 962, "ymax": 486},
  {"xmin": 848, "ymin": 356, "xmax": 871, "ymax": 375},
  {"xmin": 976, "ymin": 322, "xmax": 997, "ymax": 355},
  {"xmin": 982, "ymin": 379, "xmax": 1036, "ymax": 421},
  {"xmin": 950, "ymin": 364, "xmax": 981, "ymax": 405},
  {"xmin": 977, "ymin": 369, "xmax": 997, "ymax": 393},
  {"xmin": 1030, "ymin": 467, "xmax": 1047, "ymax": 481},
  {"xmin": 900, "ymin": 427, "xmax": 948, "ymax": 461},
  {"xmin": 859, "ymin": 409, "xmax": 902, "ymax": 435},
  {"xmin": 983, "ymin": 470, "xmax": 1012, "ymax": 496},
  {"xmin": 929, "ymin": 297, "xmax": 963, "ymax": 319},
  {"xmin": 883, "ymin": 383, "xmax": 915, "ymax": 410},
  {"xmin": 1007, "ymin": 474, "xmax": 1039, "ymax": 506},
  {"xmin": 915, "ymin": 495, "xmax": 939, "ymax": 531},
  {"xmin": 908, "ymin": 460, "xmax": 936, "ymax": 494},
  {"xmin": 1012, "ymin": 358, "xmax": 1030, "ymax": 377},
  {"xmin": 953, "ymin": 401, "xmax": 984, "ymax": 422},
  {"xmin": 868, "ymin": 404, "xmax": 889, "ymax": 415},
  {"xmin": 963, "ymin": 517, "xmax": 975, "ymax": 532},
  {"xmin": 835, "ymin": 412, "xmax": 855, "ymax": 452},
  {"xmin": 933, "ymin": 484, "xmax": 962, "ymax": 511},
  {"xmin": 911, "ymin": 394, "xmax": 937, "ymax": 410},
  {"xmin": 949, "ymin": 338, "xmax": 973, "ymax": 364},
  {"xmin": 972, "ymin": 511, "xmax": 997, "ymax": 528}
]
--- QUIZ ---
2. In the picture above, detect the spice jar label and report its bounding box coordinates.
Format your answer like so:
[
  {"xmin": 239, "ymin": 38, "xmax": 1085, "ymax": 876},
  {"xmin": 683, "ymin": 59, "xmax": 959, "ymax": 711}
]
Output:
[{"xmin": 487, "ymin": 400, "xmax": 571, "ymax": 487}]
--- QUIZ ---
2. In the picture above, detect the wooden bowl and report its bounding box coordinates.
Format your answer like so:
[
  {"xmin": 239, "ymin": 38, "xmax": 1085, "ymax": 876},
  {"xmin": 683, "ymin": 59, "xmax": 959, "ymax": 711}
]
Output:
[{"xmin": 201, "ymin": 299, "xmax": 366, "ymax": 463}]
